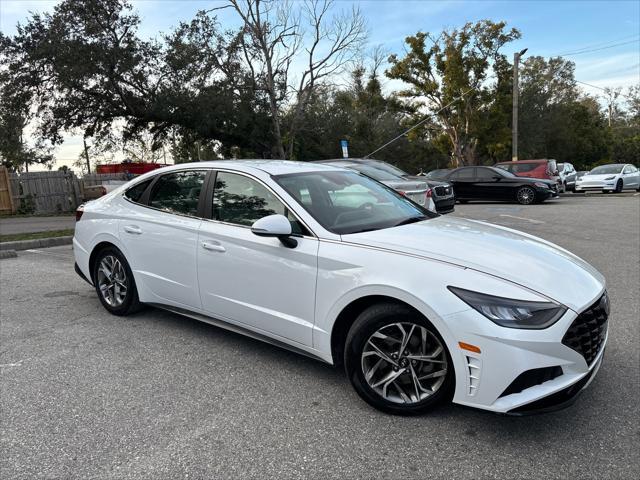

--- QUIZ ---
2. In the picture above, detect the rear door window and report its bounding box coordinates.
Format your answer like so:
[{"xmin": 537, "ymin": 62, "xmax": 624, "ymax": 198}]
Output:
[
  {"xmin": 148, "ymin": 171, "xmax": 207, "ymax": 216},
  {"xmin": 124, "ymin": 179, "xmax": 152, "ymax": 203}
]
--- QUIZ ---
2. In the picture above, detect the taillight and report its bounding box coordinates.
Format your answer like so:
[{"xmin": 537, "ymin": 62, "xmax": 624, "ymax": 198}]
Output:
[
  {"xmin": 398, "ymin": 191, "xmax": 407, "ymax": 196},
  {"xmin": 76, "ymin": 205, "xmax": 84, "ymax": 221},
  {"xmin": 426, "ymin": 188, "xmax": 433, "ymax": 198},
  {"xmin": 100, "ymin": 186, "xmax": 107, "ymax": 196}
]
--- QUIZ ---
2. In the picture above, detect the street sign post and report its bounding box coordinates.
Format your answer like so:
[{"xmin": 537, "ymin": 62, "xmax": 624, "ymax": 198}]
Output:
[{"xmin": 340, "ymin": 139, "xmax": 349, "ymax": 159}]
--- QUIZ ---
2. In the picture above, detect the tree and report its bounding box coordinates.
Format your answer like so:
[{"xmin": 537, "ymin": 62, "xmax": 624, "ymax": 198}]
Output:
[
  {"xmin": 386, "ymin": 20, "xmax": 520, "ymax": 167},
  {"xmin": 517, "ymin": 56, "xmax": 611, "ymax": 169},
  {"xmin": 226, "ymin": 0, "xmax": 367, "ymax": 158},
  {"xmin": 0, "ymin": 0, "xmax": 271, "ymax": 164}
]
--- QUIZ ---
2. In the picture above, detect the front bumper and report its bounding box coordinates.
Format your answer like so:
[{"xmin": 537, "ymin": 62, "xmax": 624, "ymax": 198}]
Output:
[
  {"xmin": 447, "ymin": 290, "xmax": 608, "ymax": 414},
  {"xmin": 575, "ymin": 181, "xmax": 616, "ymax": 191}
]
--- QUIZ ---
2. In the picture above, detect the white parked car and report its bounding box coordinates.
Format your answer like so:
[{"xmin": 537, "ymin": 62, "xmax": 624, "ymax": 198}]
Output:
[
  {"xmin": 74, "ymin": 161, "xmax": 609, "ymax": 415},
  {"xmin": 575, "ymin": 163, "xmax": 640, "ymax": 193}
]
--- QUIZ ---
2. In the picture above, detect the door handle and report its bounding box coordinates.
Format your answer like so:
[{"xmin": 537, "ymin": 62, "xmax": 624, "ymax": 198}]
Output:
[
  {"xmin": 201, "ymin": 241, "xmax": 226, "ymax": 253},
  {"xmin": 124, "ymin": 225, "xmax": 142, "ymax": 235}
]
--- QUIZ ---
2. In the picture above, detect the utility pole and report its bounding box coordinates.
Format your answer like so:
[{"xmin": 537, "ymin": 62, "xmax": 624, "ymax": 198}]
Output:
[
  {"xmin": 512, "ymin": 48, "xmax": 528, "ymax": 161},
  {"xmin": 83, "ymin": 137, "xmax": 91, "ymax": 174}
]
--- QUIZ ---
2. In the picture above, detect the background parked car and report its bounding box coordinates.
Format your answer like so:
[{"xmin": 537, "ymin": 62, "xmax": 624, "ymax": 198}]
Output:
[
  {"xmin": 575, "ymin": 164, "xmax": 640, "ymax": 193},
  {"xmin": 425, "ymin": 169, "xmax": 453, "ymax": 181},
  {"xmin": 317, "ymin": 160, "xmax": 436, "ymax": 212},
  {"xmin": 317, "ymin": 158, "xmax": 456, "ymax": 214},
  {"xmin": 445, "ymin": 166, "xmax": 558, "ymax": 205},
  {"xmin": 494, "ymin": 159, "xmax": 560, "ymax": 188},
  {"xmin": 557, "ymin": 162, "xmax": 578, "ymax": 192}
]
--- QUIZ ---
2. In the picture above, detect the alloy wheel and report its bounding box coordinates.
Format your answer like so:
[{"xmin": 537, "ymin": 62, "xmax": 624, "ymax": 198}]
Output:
[
  {"xmin": 517, "ymin": 187, "xmax": 535, "ymax": 205},
  {"xmin": 361, "ymin": 322, "xmax": 448, "ymax": 404},
  {"xmin": 97, "ymin": 255, "xmax": 128, "ymax": 307}
]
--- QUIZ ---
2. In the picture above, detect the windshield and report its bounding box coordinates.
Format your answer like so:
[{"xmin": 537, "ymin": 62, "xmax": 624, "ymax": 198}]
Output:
[
  {"xmin": 590, "ymin": 164, "xmax": 624, "ymax": 175},
  {"xmin": 274, "ymin": 171, "xmax": 434, "ymax": 235},
  {"xmin": 366, "ymin": 160, "xmax": 409, "ymax": 177},
  {"xmin": 426, "ymin": 169, "xmax": 452, "ymax": 180},
  {"xmin": 340, "ymin": 164, "xmax": 402, "ymax": 182},
  {"xmin": 557, "ymin": 163, "xmax": 564, "ymax": 171},
  {"xmin": 491, "ymin": 166, "xmax": 516, "ymax": 177}
]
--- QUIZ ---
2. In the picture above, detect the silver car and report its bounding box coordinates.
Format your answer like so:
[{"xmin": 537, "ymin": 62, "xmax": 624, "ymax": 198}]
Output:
[
  {"xmin": 318, "ymin": 160, "xmax": 437, "ymax": 212},
  {"xmin": 317, "ymin": 158, "xmax": 456, "ymax": 214}
]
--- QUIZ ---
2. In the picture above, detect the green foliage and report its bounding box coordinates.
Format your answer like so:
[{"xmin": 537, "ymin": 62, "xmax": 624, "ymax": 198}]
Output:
[
  {"xmin": 1, "ymin": 3, "xmax": 636, "ymax": 173},
  {"xmin": 386, "ymin": 20, "xmax": 521, "ymax": 166}
]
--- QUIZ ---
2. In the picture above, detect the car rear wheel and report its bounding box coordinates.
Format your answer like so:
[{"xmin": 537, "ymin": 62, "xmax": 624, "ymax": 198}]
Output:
[
  {"xmin": 516, "ymin": 186, "xmax": 536, "ymax": 205},
  {"xmin": 93, "ymin": 247, "xmax": 142, "ymax": 316},
  {"xmin": 344, "ymin": 303, "xmax": 454, "ymax": 415}
]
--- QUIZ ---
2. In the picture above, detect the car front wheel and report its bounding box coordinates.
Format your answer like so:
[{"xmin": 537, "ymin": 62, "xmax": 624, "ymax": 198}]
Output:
[
  {"xmin": 344, "ymin": 303, "xmax": 454, "ymax": 415},
  {"xmin": 93, "ymin": 247, "xmax": 142, "ymax": 316},
  {"xmin": 516, "ymin": 186, "xmax": 536, "ymax": 205},
  {"xmin": 614, "ymin": 180, "xmax": 623, "ymax": 193}
]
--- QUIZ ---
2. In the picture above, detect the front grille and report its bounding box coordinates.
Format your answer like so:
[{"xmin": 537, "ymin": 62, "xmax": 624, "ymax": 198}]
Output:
[
  {"xmin": 434, "ymin": 186, "xmax": 452, "ymax": 197},
  {"xmin": 562, "ymin": 292, "xmax": 609, "ymax": 365}
]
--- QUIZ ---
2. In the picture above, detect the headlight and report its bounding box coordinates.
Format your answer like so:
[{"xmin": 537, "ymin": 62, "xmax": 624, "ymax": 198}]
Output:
[
  {"xmin": 534, "ymin": 182, "xmax": 549, "ymax": 188},
  {"xmin": 448, "ymin": 287, "xmax": 567, "ymax": 329},
  {"xmin": 604, "ymin": 176, "xmax": 616, "ymax": 180}
]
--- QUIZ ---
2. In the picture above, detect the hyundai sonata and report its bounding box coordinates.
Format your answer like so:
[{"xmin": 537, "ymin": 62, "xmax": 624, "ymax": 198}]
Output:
[{"xmin": 74, "ymin": 161, "xmax": 608, "ymax": 415}]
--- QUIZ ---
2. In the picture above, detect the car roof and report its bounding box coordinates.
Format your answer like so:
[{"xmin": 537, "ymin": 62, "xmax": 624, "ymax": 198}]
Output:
[
  {"xmin": 495, "ymin": 159, "xmax": 554, "ymax": 165},
  {"xmin": 149, "ymin": 159, "xmax": 346, "ymax": 176}
]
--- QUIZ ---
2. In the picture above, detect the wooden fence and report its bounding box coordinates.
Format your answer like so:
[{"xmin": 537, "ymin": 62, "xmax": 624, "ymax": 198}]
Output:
[
  {"xmin": 0, "ymin": 167, "xmax": 16, "ymax": 214},
  {"xmin": 1, "ymin": 171, "xmax": 128, "ymax": 215}
]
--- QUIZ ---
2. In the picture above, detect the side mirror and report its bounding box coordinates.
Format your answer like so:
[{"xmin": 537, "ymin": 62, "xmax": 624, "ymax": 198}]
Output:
[
  {"xmin": 251, "ymin": 214, "xmax": 297, "ymax": 248},
  {"xmin": 492, "ymin": 175, "xmax": 501, "ymax": 181}
]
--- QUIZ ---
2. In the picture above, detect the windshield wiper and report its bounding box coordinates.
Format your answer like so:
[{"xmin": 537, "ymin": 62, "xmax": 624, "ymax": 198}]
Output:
[{"xmin": 393, "ymin": 216, "xmax": 429, "ymax": 227}]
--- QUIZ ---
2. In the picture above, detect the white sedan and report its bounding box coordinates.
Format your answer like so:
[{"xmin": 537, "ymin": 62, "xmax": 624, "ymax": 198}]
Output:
[
  {"xmin": 575, "ymin": 163, "xmax": 640, "ymax": 193},
  {"xmin": 74, "ymin": 161, "xmax": 608, "ymax": 415}
]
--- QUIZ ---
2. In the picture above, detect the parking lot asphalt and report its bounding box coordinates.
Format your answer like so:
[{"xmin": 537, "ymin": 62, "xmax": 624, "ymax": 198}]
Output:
[{"xmin": 1, "ymin": 193, "xmax": 638, "ymax": 479}]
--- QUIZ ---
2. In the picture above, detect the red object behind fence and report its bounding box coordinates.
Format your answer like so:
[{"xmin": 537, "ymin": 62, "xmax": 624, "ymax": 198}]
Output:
[{"xmin": 95, "ymin": 163, "xmax": 165, "ymax": 175}]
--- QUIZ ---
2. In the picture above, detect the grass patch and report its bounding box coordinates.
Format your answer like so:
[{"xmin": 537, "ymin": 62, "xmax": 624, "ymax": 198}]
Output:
[{"xmin": 0, "ymin": 228, "xmax": 74, "ymax": 243}]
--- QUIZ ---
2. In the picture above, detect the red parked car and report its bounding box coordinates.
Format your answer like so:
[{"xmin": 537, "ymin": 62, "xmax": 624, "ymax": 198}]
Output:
[{"xmin": 494, "ymin": 159, "xmax": 560, "ymax": 186}]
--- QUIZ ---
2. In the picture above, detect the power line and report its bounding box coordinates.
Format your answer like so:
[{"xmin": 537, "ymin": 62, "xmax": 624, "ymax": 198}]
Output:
[
  {"xmin": 553, "ymin": 34, "xmax": 640, "ymax": 56},
  {"xmin": 364, "ymin": 88, "xmax": 475, "ymax": 159},
  {"xmin": 555, "ymin": 39, "xmax": 639, "ymax": 57}
]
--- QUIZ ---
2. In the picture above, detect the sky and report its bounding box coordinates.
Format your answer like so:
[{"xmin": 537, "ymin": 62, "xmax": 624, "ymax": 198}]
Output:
[{"xmin": 1, "ymin": 0, "xmax": 639, "ymax": 170}]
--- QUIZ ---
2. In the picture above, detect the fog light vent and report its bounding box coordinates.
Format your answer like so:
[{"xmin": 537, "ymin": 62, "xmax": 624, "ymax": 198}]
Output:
[
  {"xmin": 466, "ymin": 355, "xmax": 481, "ymax": 396},
  {"xmin": 499, "ymin": 366, "xmax": 563, "ymax": 398}
]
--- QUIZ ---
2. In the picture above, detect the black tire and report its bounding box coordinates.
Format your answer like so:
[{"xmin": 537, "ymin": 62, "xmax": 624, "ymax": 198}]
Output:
[
  {"xmin": 614, "ymin": 180, "xmax": 623, "ymax": 193},
  {"xmin": 92, "ymin": 246, "xmax": 142, "ymax": 316},
  {"xmin": 516, "ymin": 186, "xmax": 536, "ymax": 205},
  {"xmin": 344, "ymin": 303, "xmax": 454, "ymax": 415}
]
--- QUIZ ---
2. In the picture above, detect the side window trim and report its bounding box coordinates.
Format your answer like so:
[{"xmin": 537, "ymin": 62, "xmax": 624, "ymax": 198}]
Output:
[{"xmin": 206, "ymin": 169, "xmax": 315, "ymax": 238}]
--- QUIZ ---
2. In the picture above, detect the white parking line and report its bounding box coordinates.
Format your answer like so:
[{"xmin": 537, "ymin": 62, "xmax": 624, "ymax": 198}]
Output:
[
  {"xmin": 498, "ymin": 214, "xmax": 545, "ymax": 224},
  {"xmin": 24, "ymin": 248, "xmax": 73, "ymax": 259}
]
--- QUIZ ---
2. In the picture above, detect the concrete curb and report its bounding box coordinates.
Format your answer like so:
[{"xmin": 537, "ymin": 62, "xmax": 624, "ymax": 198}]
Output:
[
  {"xmin": 0, "ymin": 235, "xmax": 73, "ymax": 251},
  {"xmin": 0, "ymin": 249, "xmax": 18, "ymax": 259}
]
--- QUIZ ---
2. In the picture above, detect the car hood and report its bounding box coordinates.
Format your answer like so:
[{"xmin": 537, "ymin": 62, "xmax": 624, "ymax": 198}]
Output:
[
  {"xmin": 383, "ymin": 179, "xmax": 429, "ymax": 191},
  {"xmin": 579, "ymin": 174, "xmax": 619, "ymax": 181},
  {"xmin": 343, "ymin": 216, "xmax": 604, "ymax": 311}
]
